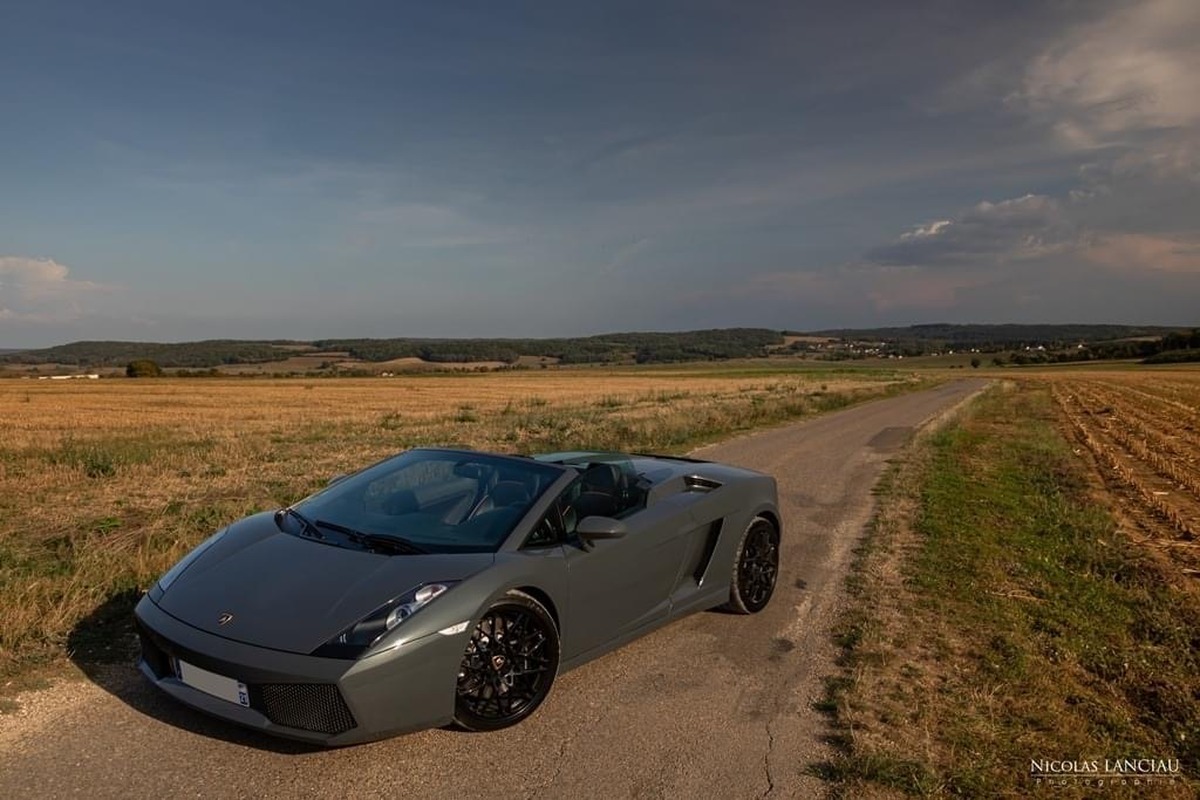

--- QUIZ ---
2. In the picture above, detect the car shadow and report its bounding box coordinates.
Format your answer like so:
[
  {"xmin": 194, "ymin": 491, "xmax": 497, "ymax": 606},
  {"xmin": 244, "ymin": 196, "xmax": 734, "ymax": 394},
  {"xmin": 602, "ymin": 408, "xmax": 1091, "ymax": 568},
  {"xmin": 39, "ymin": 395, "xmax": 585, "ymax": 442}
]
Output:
[{"xmin": 66, "ymin": 589, "xmax": 323, "ymax": 754}]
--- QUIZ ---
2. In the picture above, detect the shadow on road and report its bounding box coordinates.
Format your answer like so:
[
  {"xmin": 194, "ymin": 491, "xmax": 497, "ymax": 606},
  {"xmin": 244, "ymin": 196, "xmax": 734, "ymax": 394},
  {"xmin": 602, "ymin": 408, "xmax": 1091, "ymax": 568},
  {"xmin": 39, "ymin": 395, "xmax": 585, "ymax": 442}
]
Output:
[{"xmin": 66, "ymin": 589, "xmax": 322, "ymax": 754}]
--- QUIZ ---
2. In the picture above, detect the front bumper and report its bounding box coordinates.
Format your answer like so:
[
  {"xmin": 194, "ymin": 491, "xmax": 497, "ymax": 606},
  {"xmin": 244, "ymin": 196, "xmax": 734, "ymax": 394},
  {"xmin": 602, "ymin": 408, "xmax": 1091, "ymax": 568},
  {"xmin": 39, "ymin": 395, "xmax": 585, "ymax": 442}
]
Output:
[{"xmin": 134, "ymin": 594, "xmax": 465, "ymax": 745}]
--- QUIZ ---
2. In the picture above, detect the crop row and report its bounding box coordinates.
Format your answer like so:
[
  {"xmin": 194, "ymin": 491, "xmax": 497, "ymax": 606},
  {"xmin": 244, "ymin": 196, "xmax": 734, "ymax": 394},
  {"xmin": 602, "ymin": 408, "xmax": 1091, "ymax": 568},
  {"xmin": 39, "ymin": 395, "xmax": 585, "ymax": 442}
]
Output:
[
  {"xmin": 1098, "ymin": 382, "xmax": 1200, "ymax": 438},
  {"xmin": 1053, "ymin": 384, "xmax": 1198, "ymax": 545},
  {"xmin": 1064, "ymin": 382, "xmax": 1200, "ymax": 500}
]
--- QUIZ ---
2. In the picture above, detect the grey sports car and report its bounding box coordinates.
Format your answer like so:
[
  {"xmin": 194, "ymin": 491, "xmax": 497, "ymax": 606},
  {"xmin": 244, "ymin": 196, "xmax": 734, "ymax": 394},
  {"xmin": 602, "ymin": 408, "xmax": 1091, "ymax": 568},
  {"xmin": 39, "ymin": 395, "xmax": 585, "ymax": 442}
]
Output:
[{"xmin": 134, "ymin": 448, "xmax": 780, "ymax": 745}]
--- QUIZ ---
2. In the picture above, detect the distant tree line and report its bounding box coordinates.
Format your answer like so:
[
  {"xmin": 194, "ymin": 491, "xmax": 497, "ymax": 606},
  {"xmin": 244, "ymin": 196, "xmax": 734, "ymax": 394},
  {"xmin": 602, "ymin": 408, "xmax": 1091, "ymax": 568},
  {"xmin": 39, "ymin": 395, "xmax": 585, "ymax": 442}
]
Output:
[
  {"xmin": 799, "ymin": 323, "xmax": 1183, "ymax": 355},
  {"xmin": 2, "ymin": 340, "xmax": 290, "ymax": 368},
  {"xmin": 7, "ymin": 326, "xmax": 1194, "ymax": 370},
  {"xmin": 992, "ymin": 329, "xmax": 1200, "ymax": 365},
  {"xmin": 4, "ymin": 329, "xmax": 786, "ymax": 369},
  {"xmin": 314, "ymin": 329, "xmax": 784, "ymax": 365},
  {"xmin": 1141, "ymin": 329, "xmax": 1200, "ymax": 363}
]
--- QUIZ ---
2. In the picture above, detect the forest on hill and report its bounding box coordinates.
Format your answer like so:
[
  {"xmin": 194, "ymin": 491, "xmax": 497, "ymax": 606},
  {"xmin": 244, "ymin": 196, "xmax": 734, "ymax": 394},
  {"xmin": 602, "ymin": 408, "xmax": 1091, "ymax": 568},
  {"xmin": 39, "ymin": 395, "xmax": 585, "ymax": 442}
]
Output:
[
  {"xmin": 803, "ymin": 323, "xmax": 1180, "ymax": 352},
  {"xmin": 1, "ymin": 329, "xmax": 785, "ymax": 368},
  {"xmin": 3, "ymin": 324, "xmax": 1194, "ymax": 370}
]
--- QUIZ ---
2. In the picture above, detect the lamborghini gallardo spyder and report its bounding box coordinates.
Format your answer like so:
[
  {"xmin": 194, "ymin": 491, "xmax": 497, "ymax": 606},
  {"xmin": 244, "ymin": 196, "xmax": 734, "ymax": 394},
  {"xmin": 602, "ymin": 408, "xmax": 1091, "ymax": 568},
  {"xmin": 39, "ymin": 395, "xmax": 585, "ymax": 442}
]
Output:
[{"xmin": 134, "ymin": 448, "xmax": 781, "ymax": 744}]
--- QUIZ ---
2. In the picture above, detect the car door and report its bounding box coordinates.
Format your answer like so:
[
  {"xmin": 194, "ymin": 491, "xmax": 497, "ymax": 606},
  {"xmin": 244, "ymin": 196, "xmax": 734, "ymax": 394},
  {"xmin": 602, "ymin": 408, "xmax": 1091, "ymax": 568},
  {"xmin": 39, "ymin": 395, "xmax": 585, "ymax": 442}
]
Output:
[{"xmin": 560, "ymin": 498, "xmax": 691, "ymax": 660}]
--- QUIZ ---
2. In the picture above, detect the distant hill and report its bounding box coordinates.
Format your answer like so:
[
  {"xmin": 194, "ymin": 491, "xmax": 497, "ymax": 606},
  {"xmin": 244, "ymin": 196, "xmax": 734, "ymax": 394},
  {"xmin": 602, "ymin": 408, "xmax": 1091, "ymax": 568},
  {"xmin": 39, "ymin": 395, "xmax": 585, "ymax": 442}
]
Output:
[
  {"xmin": 4, "ymin": 324, "xmax": 1195, "ymax": 373},
  {"xmin": 801, "ymin": 323, "xmax": 1181, "ymax": 349},
  {"xmin": 0, "ymin": 339, "xmax": 299, "ymax": 368},
  {"xmin": 793, "ymin": 323, "xmax": 1197, "ymax": 364},
  {"xmin": 0, "ymin": 329, "xmax": 786, "ymax": 369}
]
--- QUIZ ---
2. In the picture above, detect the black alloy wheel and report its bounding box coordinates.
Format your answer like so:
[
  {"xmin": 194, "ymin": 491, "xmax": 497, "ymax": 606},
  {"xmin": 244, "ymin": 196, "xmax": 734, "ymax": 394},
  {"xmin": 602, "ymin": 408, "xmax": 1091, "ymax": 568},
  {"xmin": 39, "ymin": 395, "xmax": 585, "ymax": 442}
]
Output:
[
  {"xmin": 727, "ymin": 516, "xmax": 780, "ymax": 614},
  {"xmin": 454, "ymin": 590, "xmax": 560, "ymax": 731}
]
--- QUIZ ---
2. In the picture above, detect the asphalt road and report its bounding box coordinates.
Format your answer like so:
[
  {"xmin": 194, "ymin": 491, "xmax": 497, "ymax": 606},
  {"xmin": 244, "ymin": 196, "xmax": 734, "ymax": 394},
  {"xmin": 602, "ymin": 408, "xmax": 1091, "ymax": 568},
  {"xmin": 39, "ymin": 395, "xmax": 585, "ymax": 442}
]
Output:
[{"xmin": 0, "ymin": 379, "xmax": 986, "ymax": 800}]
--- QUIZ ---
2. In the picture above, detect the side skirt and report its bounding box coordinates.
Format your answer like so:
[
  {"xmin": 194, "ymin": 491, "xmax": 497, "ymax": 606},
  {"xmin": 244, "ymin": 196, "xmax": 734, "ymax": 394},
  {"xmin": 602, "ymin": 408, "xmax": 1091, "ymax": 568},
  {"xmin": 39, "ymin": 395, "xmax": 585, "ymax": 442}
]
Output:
[{"xmin": 558, "ymin": 585, "xmax": 728, "ymax": 673}]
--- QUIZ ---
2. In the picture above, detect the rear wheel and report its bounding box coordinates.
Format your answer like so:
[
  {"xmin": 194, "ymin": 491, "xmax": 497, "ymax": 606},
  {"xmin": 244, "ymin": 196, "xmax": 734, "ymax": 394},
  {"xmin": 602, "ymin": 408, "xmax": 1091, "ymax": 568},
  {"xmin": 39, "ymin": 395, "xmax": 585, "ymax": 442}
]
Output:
[
  {"xmin": 726, "ymin": 516, "xmax": 780, "ymax": 614},
  {"xmin": 454, "ymin": 590, "xmax": 559, "ymax": 731}
]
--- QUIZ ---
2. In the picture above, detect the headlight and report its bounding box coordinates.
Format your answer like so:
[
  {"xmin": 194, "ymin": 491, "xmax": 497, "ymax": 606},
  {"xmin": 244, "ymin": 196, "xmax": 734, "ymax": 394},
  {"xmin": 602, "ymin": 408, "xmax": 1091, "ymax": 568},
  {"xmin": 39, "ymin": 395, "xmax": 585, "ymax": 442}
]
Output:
[
  {"xmin": 313, "ymin": 582, "xmax": 457, "ymax": 659},
  {"xmin": 156, "ymin": 528, "xmax": 227, "ymax": 593}
]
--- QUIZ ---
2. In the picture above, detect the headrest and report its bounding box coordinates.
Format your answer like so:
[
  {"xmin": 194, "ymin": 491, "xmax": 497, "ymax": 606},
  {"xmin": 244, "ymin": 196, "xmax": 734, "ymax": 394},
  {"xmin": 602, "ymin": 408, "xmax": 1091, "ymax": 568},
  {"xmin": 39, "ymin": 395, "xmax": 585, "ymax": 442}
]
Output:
[
  {"xmin": 573, "ymin": 491, "xmax": 617, "ymax": 520},
  {"xmin": 580, "ymin": 463, "xmax": 622, "ymax": 493}
]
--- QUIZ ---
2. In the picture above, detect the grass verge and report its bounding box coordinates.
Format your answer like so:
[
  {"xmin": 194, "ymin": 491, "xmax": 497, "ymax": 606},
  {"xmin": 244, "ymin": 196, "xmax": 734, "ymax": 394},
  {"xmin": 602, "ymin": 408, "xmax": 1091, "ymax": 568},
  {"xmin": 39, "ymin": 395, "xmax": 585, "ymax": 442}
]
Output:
[{"xmin": 818, "ymin": 382, "xmax": 1199, "ymax": 798}]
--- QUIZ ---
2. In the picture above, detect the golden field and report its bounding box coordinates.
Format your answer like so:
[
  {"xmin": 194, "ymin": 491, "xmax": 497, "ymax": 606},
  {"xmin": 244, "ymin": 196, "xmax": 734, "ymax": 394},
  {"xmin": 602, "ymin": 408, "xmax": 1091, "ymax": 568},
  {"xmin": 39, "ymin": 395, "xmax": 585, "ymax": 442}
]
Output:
[{"xmin": 0, "ymin": 364, "xmax": 921, "ymax": 681}]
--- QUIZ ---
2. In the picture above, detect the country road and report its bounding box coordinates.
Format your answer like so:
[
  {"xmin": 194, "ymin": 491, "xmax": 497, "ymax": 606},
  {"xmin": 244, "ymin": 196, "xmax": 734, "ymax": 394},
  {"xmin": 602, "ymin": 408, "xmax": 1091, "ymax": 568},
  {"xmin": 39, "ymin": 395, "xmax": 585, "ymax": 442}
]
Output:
[{"xmin": 0, "ymin": 379, "xmax": 986, "ymax": 800}]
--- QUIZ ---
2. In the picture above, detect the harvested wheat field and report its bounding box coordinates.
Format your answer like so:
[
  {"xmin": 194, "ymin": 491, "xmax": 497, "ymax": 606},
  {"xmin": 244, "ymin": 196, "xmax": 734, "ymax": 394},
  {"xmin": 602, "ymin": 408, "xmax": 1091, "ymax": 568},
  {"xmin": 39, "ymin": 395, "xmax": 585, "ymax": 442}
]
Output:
[
  {"xmin": 0, "ymin": 365, "xmax": 922, "ymax": 680},
  {"xmin": 1048, "ymin": 369, "xmax": 1200, "ymax": 580}
]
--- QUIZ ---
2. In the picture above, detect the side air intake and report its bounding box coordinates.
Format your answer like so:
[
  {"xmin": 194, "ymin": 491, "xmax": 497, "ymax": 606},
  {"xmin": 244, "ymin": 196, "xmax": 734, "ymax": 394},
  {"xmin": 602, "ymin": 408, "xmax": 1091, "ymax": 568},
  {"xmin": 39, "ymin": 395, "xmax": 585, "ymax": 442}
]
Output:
[
  {"xmin": 683, "ymin": 475, "xmax": 723, "ymax": 493},
  {"xmin": 693, "ymin": 519, "xmax": 724, "ymax": 583}
]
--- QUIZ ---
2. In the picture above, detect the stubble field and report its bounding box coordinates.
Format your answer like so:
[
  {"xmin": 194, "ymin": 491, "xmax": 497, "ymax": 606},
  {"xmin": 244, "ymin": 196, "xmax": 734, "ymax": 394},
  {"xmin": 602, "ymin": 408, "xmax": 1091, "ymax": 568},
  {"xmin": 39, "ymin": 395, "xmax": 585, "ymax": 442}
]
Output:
[
  {"xmin": 1050, "ymin": 371, "xmax": 1200, "ymax": 577},
  {"xmin": 0, "ymin": 365, "xmax": 921, "ymax": 686}
]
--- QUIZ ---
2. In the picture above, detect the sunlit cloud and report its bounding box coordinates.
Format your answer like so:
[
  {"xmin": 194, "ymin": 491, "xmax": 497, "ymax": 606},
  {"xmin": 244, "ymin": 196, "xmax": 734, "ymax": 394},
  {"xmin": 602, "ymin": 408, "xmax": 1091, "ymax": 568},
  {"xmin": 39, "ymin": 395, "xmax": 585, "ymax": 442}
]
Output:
[
  {"xmin": 0, "ymin": 256, "xmax": 108, "ymax": 323},
  {"xmin": 899, "ymin": 220, "xmax": 952, "ymax": 241},
  {"xmin": 1014, "ymin": 0, "xmax": 1200, "ymax": 148}
]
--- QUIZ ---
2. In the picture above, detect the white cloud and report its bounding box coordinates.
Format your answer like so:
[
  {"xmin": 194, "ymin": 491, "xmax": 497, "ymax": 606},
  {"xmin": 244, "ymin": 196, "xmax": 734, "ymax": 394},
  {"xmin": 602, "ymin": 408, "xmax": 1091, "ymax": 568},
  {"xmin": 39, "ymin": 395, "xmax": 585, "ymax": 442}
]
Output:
[
  {"xmin": 899, "ymin": 220, "xmax": 952, "ymax": 240},
  {"xmin": 0, "ymin": 256, "xmax": 105, "ymax": 323},
  {"xmin": 1014, "ymin": 0, "xmax": 1200, "ymax": 148},
  {"xmin": 961, "ymin": 194, "xmax": 1059, "ymax": 225}
]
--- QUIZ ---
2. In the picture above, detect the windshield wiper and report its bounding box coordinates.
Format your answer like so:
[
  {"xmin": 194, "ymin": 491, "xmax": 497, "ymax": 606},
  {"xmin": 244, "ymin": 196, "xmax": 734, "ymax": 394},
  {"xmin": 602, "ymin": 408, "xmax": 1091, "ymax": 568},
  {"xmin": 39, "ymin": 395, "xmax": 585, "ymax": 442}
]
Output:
[
  {"xmin": 314, "ymin": 519, "xmax": 428, "ymax": 555},
  {"xmin": 276, "ymin": 507, "xmax": 327, "ymax": 541}
]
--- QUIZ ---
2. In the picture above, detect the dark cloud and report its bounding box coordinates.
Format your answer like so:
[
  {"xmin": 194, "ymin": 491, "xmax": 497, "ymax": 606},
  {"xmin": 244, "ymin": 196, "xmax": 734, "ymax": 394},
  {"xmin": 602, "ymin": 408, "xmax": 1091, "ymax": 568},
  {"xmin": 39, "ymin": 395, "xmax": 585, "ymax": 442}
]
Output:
[{"xmin": 865, "ymin": 194, "xmax": 1078, "ymax": 268}]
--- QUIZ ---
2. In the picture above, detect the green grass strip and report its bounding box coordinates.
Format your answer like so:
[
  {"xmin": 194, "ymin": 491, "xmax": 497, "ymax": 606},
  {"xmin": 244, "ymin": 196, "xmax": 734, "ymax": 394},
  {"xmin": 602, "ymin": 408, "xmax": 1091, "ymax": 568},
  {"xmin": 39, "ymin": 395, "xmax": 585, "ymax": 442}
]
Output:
[{"xmin": 820, "ymin": 384, "xmax": 1199, "ymax": 797}]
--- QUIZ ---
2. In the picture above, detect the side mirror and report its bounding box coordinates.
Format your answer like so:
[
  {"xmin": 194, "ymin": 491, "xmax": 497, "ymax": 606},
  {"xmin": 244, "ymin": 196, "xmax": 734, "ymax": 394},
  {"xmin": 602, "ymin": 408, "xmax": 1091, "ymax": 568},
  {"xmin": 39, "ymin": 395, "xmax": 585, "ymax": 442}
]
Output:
[
  {"xmin": 577, "ymin": 516, "xmax": 627, "ymax": 542},
  {"xmin": 327, "ymin": 473, "xmax": 349, "ymax": 486}
]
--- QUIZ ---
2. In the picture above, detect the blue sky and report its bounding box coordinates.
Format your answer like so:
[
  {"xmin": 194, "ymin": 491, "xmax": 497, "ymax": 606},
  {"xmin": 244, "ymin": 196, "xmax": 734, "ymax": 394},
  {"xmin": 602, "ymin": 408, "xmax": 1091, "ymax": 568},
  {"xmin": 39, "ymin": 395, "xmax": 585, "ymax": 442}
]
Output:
[{"xmin": 1, "ymin": 0, "xmax": 1197, "ymax": 347}]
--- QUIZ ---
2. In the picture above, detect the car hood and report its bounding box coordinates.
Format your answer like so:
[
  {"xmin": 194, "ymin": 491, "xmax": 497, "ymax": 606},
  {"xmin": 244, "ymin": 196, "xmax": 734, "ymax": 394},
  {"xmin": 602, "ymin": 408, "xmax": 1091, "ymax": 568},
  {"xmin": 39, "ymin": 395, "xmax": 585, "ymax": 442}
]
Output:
[{"xmin": 157, "ymin": 512, "xmax": 492, "ymax": 654}]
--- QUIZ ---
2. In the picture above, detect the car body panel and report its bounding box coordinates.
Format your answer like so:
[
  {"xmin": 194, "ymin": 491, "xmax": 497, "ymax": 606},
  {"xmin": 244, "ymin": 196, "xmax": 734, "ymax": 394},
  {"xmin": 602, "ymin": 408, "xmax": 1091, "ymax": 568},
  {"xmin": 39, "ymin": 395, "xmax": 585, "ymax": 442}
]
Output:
[
  {"xmin": 136, "ymin": 596, "xmax": 463, "ymax": 744},
  {"xmin": 560, "ymin": 499, "xmax": 693, "ymax": 657},
  {"xmin": 135, "ymin": 447, "xmax": 780, "ymax": 744},
  {"xmin": 155, "ymin": 512, "xmax": 495, "ymax": 654}
]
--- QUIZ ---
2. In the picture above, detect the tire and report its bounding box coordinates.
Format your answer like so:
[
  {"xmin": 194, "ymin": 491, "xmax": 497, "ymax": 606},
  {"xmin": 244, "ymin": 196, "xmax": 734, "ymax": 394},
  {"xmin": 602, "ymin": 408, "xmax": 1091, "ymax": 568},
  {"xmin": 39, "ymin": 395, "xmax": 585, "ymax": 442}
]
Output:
[
  {"xmin": 453, "ymin": 590, "xmax": 560, "ymax": 731},
  {"xmin": 725, "ymin": 516, "xmax": 780, "ymax": 614}
]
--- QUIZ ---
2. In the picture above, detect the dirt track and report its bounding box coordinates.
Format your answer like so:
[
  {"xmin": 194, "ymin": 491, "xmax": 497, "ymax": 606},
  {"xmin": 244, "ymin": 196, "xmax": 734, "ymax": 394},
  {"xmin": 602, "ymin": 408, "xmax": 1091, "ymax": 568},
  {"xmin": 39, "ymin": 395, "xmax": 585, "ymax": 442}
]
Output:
[{"xmin": 0, "ymin": 379, "xmax": 985, "ymax": 799}]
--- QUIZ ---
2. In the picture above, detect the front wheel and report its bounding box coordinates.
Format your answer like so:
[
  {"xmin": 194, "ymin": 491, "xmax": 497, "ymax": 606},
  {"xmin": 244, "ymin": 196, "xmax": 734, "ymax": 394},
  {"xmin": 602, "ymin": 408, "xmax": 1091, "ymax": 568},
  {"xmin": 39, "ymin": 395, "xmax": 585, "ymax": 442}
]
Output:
[
  {"xmin": 725, "ymin": 516, "xmax": 780, "ymax": 614},
  {"xmin": 454, "ymin": 590, "xmax": 560, "ymax": 731}
]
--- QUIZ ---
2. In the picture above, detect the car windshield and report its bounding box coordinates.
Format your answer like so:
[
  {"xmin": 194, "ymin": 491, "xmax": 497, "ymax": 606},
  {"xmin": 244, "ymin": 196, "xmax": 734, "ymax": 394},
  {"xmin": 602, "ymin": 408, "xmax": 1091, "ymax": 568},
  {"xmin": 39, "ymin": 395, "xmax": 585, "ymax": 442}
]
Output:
[{"xmin": 291, "ymin": 450, "xmax": 564, "ymax": 554}]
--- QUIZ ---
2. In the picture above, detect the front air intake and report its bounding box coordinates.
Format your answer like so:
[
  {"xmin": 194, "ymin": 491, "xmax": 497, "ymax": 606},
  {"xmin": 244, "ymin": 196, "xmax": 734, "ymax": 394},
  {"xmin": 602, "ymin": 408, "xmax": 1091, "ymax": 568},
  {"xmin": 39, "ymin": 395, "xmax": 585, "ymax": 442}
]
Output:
[
  {"xmin": 136, "ymin": 624, "xmax": 172, "ymax": 679},
  {"xmin": 252, "ymin": 683, "xmax": 357, "ymax": 735}
]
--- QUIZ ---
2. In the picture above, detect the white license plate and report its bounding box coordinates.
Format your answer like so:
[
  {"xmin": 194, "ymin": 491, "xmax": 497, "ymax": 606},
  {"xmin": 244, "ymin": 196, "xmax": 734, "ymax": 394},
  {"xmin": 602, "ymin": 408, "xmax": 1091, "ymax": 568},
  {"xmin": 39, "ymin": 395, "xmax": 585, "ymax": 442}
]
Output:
[{"xmin": 176, "ymin": 659, "xmax": 250, "ymax": 708}]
